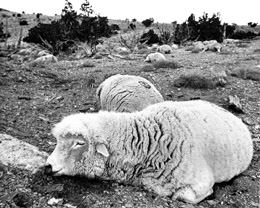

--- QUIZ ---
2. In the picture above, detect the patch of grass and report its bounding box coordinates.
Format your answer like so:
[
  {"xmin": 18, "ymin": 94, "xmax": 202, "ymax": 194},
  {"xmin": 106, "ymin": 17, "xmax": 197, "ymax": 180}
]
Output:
[
  {"xmin": 80, "ymin": 61, "xmax": 95, "ymax": 68},
  {"xmin": 231, "ymin": 68, "xmax": 260, "ymax": 81},
  {"xmin": 253, "ymin": 49, "xmax": 260, "ymax": 54},
  {"xmin": 153, "ymin": 60, "xmax": 181, "ymax": 69},
  {"xmin": 236, "ymin": 43, "xmax": 250, "ymax": 48},
  {"xmin": 140, "ymin": 65, "xmax": 155, "ymax": 72},
  {"xmin": 173, "ymin": 73, "xmax": 227, "ymax": 89}
]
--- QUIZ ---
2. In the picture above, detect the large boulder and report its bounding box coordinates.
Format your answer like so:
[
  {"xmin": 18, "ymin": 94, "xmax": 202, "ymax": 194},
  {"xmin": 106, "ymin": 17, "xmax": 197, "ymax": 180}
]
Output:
[{"xmin": 0, "ymin": 134, "xmax": 48, "ymax": 173}]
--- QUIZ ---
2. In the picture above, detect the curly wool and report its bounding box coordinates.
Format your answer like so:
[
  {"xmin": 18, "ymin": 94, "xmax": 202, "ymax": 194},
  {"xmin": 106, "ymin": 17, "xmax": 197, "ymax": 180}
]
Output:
[
  {"xmin": 96, "ymin": 74, "xmax": 164, "ymax": 112},
  {"xmin": 48, "ymin": 100, "xmax": 253, "ymax": 204}
]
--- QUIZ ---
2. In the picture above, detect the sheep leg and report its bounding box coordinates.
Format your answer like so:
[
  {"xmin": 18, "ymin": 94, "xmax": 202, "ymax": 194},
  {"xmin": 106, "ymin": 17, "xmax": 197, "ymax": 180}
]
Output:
[{"xmin": 172, "ymin": 168, "xmax": 214, "ymax": 204}]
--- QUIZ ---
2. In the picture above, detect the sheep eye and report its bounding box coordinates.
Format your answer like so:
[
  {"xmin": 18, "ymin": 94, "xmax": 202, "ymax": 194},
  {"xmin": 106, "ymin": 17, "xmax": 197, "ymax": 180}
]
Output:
[{"xmin": 74, "ymin": 141, "xmax": 85, "ymax": 147}]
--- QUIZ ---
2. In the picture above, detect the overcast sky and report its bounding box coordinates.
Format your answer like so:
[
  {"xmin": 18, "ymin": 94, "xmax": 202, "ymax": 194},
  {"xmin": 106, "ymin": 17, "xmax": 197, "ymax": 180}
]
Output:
[{"xmin": 1, "ymin": 0, "xmax": 259, "ymax": 25}]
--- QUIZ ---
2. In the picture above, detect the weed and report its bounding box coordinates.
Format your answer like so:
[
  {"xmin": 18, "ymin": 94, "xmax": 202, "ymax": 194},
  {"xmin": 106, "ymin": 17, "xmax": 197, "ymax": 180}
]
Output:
[
  {"xmin": 173, "ymin": 73, "xmax": 227, "ymax": 89},
  {"xmin": 231, "ymin": 68, "xmax": 260, "ymax": 81},
  {"xmin": 153, "ymin": 60, "xmax": 181, "ymax": 69}
]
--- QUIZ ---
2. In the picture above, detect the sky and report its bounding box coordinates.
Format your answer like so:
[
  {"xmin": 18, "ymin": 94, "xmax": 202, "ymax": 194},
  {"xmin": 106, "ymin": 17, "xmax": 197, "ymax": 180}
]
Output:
[{"xmin": 1, "ymin": 0, "xmax": 259, "ymax": 25}]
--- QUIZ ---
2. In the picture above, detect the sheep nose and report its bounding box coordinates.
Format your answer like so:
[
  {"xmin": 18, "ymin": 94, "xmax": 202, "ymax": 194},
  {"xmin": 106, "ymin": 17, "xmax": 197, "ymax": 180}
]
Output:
[{"xmin": 44, "ymin": 164, "xmax": 53, "ymax": 175}]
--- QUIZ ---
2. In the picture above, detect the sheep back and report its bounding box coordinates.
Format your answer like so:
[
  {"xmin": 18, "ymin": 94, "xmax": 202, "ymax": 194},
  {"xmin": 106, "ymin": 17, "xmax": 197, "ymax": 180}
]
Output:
[{"xmin": 96, "ymin": 74, "xmax": 164, "ymax": 112}]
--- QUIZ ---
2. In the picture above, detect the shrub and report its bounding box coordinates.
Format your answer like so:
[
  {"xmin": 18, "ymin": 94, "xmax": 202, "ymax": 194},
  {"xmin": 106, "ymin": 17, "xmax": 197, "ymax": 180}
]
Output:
[
  {"xmin": 23, "ymin": 0, "xmax": 112, "ymax": 55},
  {"xmin": 0, "ymin": 22, "xmax": 11, "ymax": 41},
  {"xmin": 110, "ymin": 24, "xmax": 120, "ymax": 31},
  {"xmin": 17, "ymin": 13, "xmax": 22, "ymax": 17},
  {"xmin": 248, "ymin": 22, "xmax": 258, "ymax": 28},
  {"xmin": 156, "ymin": 24, "xmax": 175, "ymax": 44},
  {"xmin": 141, "ymin": 65, "xmax": 155, "ymax": 72},
  {"xmin": 173, "ymin": 72, "xmax": 227, "ymax": 89},
  {"xmin": 153, "ymin": 60, "xmax": 181, "ymax": 69},
  {"xmin": 36, "ymin": 13, "xmax": 42, "ymax": 19},
  {"xmin": 231, "ymin": 68, "xmax": 260, "ymax": 81},
  {"xmin": 128, "ymin": 22, "xmax": 136, "ymax": 30},
  {"xmin": 140, "ymin": 29, "xmax": 161, "ymax": 45},
  {"xmin": 197, "ymin": 13, "xmax": 223, "ymax": 42},
  {"xmin": 19, "ymin": 19, "xmax": 29, "ymax": 26},
  {"xmin": 173, "ymin": 13, "xmax": 237, "ymax": 44},
  {"xmin": 230, "ymin": 30, "xmax": 259, "ymax": 40},
  {"xmin": 142, "ymin": 18, "xmax": 154, "ymax": 27}
]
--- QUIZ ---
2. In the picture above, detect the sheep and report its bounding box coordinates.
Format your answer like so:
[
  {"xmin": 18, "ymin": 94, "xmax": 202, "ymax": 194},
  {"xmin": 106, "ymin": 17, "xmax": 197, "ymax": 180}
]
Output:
[
  {"xmin": 45, "ymin": 100, "xmax": 253, "ymax": 204},
  {"xmin": 96, "ymin": 74, "xmax": 164, "ymax": 112},
  {"xmin": 144, "ymin": 52, "xmax": 166, "ymax": 63},
  {"xmin": 157, "ymin": 44, "xmax": 173, "ymax": 54},
  {"xmin": 204, "ymin": 42, "xmax": 222, "ymax": 53},
  {"xmin": 171, "ymin": 43, "xmax": 179, "ymax": 50}
]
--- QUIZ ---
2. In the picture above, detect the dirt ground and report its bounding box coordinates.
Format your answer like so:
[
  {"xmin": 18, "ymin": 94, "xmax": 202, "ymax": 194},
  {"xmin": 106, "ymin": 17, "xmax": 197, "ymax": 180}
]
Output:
[{"xmin": 0, "ymin": 37, "xmax": 260, "ymax": 207}]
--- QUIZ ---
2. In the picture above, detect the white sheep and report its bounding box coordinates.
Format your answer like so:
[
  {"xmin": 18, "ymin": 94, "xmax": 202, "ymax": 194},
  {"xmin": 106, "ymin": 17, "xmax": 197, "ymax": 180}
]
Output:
[
  {"xmin": 157, "ymin": 44, "xmax": 173, "ymax": 54},
  {"xmin": 46, "ymin": 100, "xmax": 253, "ymax": 204},
  {"xmin": 171, "ymin": 43, "xmax": 179, "ymax": 50},
  {"xmin": 204, "ymin": 42, "xmax": 222, "ymax": 53},
  {"xmin": 144, "ymin": 52, "xmax": 166, "ymax": 63},
  {"xmin": 96, "ymin": 74, "xmax": 164, "ymax": 112}
]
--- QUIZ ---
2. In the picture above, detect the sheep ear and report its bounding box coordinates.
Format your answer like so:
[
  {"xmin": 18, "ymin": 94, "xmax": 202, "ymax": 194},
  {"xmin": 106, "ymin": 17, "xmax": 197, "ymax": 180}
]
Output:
[{"xmin": 96, "ymin": 144, "xmax": 109, "ymax": 157}]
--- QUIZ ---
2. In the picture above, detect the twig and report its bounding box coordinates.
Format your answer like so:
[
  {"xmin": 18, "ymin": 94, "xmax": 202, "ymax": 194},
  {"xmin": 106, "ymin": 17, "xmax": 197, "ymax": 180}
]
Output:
[{"xmin": 16, "ymin": 27, "xmax": 23, "ymax": 49}]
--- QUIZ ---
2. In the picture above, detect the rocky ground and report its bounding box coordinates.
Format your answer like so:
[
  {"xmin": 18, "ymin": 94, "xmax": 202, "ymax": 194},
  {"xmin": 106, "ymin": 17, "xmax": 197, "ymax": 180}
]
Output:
[{"xmin": 0, "ymin": 36, "xmax": 260, "ymax": 207}]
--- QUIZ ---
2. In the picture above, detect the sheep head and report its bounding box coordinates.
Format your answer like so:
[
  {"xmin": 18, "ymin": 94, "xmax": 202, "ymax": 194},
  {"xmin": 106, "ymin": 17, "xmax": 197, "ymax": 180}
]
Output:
[{"xmin": 45, "ymin": 113, "xmax": 109, "ymax": 178}]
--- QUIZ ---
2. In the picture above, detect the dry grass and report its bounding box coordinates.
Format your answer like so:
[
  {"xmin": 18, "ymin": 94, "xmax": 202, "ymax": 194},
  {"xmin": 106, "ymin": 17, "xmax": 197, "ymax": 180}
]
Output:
[
  {"xmin": 140, "ymin": 64, "xmax": 155, "ymax": 72},
  {"xmin": 253, "ymin": 48, "xmax": 260, "ymax": 54},
  {"xmin": 173, "ymin": 72, "xmax": 227, "ymax": 89},
  {"xmin": 153, "ymin": 60, "xmax": 182, "ymax": 69},
  {"xmin": 231, "ymin": 67, "xmax": 260, "ymax": 81}
]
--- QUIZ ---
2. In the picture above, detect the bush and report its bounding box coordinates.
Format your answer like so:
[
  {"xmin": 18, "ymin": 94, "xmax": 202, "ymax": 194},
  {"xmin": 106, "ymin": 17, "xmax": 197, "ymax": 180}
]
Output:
[
  {"xmin": 230, "ymin": 30, "xmax": 259, "ymax": 40},
  {"xmin": 0, "ymin": 22, "xmax": 11, "ymax": 41},
  {"xmin": 128, "ymin": 22, "xmax": 136, "ymax": 30},
  {"xmin": 19, "ymin": 19, "xmax": 29, "ymax": 26},
  {"xmin": 173, "ymin": 13, "xmax": 237, "ymax": 44},
  {"xmin": 23, "ymin": 0, "xmax": 112, "ymax": 55},
  {"xmin": 110, "ymin": 24, "xmax": 120, "ymax": 31},
  {"xmin": 248, "ymin": 22, "xmax": 258, "ymax": 28},
  {"xmin": 153, "ymin": 60, "xmax": 181, "ymax": 69},
  {"xmin": 173, "ymin": 72, "xmax": 227, "ymax": 89},
  {"xmin": 36, "ymin": 13, "xmax": 42, "ymax": 19},
  {"xmin": 231, "ymin": 68, "xmax": 260, "ymax": 81},
  {"xmin": 140, "ymin": 29, "xmax": 161, "ymax": 45},
  {"xmin": 142, "ymin": 18, "xmax": 154, "ymax": 27}
]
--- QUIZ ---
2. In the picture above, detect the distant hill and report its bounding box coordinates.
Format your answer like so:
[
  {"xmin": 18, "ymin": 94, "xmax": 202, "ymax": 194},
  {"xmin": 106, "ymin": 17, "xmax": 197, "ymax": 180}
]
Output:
[{"xmin": 0, "ymin": 8, "xmax": 10, "ymax": 12}]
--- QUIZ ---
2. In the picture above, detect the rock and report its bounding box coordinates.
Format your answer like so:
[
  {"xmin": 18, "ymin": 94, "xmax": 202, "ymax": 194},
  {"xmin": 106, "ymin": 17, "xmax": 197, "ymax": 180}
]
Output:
[
  {"xmin": 228, "ymin": 95, "xmax": 243, "ymax": 113},
  {"xmin": 37, "ymin": 50, "xmax": 50, "ymax": 57},
  {"xmin": 10, "ymin": 54, "xmax": 23, "ymax": 62},
  {"xmin": 171, "ymin": 43, "xmax": 179, "ymax": 50},
  {"xmin": 33, "ymin": 54, "xmax": 58, "ymax": 64},
  {"xmin": 92, "ymin": 53, "xmax": 103, "ymax": 59},
  {"xmin": 207, "ymin": 200, "xmax": 218, "ymax": 206},
  {"xmin": 0, "ymin": 161, "xmax": 7, "ymax": 178},
  {"xmin": 192, "ymin": 41, "xmax": 206, "ymax": 52},
  {"xmin": 157, "ymin": 44, "xmax": 173, "ymax": 54},
  {"xmin": 113, "ymin": 46, "xmax": 129, "ymax": 53},
  {"xmin": 47, "ymin": 197, "xmax": 63, "ymax": 206},
  {"xmin": 0, "ymin": 134, "xmax": 49, "ymax": 173},
  {"xmin": 17, "ymin": 48, "xmax": 34, "ymax": 56}
]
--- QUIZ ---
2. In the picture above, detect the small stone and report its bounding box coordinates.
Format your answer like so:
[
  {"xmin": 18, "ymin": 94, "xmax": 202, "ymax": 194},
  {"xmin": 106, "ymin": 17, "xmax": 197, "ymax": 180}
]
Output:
[
  {"xmin": 207, "ymin": 200, "xmax": 217, "ymax": 205},
  {"xmin": 242, "ymin": 117, "xmax": 254, "ymax": 125},
  {"xmin": 47, "ymin": 197, "xmax": 63, "ymax": 206},
  {"xmin": 124, "ymin": 203, "xmax": 134, "ymax": 208}
]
